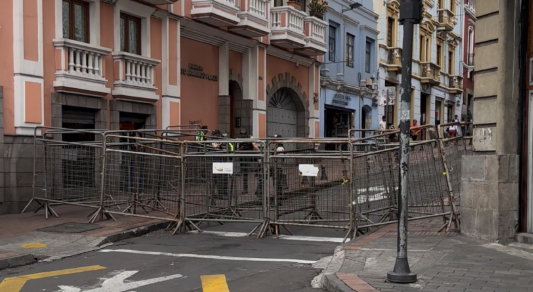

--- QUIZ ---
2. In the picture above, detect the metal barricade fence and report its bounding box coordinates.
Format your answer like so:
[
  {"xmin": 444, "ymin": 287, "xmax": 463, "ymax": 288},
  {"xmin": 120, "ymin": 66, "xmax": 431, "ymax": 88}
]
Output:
[
  {"xmin": 176, "ymin": 139, "xmax": 268, "ymax": 236},
  {"xmin": 26, "ymin": 126, "xmax": 472, "ymax": 237},
  {"xmin": 24, "ymin": 127, "xmax": 107, "ymax": 219},
  {"xmin": 266, "ymin": 139, "xmax": 354, "ymax": 239},
  {"xmin": 102, "ymin": 134, "xmax": 183, "ymax": 222},
  {"xmin": 351, "ymin": 128, "xmax": 453, "ymax": 234}
]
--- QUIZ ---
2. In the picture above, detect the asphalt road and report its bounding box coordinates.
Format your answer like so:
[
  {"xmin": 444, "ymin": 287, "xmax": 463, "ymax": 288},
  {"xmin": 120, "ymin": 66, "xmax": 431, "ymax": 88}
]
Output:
[{"xmin": 0, "ymin": 223, "xmax": 345, "ymax": 292}]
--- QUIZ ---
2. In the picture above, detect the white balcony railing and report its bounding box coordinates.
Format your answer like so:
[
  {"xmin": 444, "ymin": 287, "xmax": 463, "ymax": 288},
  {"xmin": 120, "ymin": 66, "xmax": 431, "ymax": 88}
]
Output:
[
  {"xmin": 299, "ymin": 16, "xmax": 327, "ymax": 55},
  {"xmin": 309, "ymin": 18, "xmax": 326, "ymax": 42},
  {"xmin": 248, "ymin": 0, "xmax": 267, "ymax": 18},
  {"xmin": 112, "ymin": 52, "xmax": 160, "ymax": 101},
  {"xmin": 53, "ymin": 39, "xmax": 111, "ymax": 96},
  {"xmin": 191, "ymin": 0, "xmax": 240, "ymax": 27},
  {"xmin": 229, "ymin": 0, "xmax": 270, "ymax": 37},
  {"xmin": 271, "ymin": 6, "xmax": 305, "ymax": 34}
]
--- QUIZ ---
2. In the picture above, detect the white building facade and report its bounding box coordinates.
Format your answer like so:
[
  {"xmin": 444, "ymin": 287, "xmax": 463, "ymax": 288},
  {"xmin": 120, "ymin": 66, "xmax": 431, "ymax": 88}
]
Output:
[{"xmin": 374, "ymin": 0, "xmax": 464, "ymax": 131}]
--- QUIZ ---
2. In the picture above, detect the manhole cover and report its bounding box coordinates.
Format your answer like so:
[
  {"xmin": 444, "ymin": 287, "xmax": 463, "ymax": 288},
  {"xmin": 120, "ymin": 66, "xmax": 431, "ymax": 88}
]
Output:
[{"xmin": 38, "ymin": 222, "xmax": 100, "ymax": 233}]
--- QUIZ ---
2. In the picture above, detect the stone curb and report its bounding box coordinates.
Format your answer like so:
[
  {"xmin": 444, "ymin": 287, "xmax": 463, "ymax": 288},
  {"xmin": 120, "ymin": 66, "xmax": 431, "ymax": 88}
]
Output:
[
  {"xmin": 93, "ymin": 221, "xmax": 169, "ymax": 247},
  {"xmin": 323, "ymin": 273, "xmax": 354, "ymax": 292},
  {"xmin": 0, "ymin": 221, "xmax": 169, "ymax": 271},
  {"xmin": 0, "ymin": 254, "xmax": 37, "ymax": 270}
]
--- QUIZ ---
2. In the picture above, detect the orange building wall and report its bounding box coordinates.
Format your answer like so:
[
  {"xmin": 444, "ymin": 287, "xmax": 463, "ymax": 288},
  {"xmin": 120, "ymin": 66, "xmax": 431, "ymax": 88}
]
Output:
[
  {"xmin": 266, "ymin": 55, "xmax": 310, "ymax": 100},
  {"xmin": 229, "ymin": 50, "xmax": 242, "ymax": 76},
  {"xmin": 258, "ymin": 47, "xmax": 265, "ymax": 101},
  {"xmin": 0, "ymin": 0, "xmax": 15, "ymax": 134},
  {"xmin": 23, "ymin": 0, "xmax": 38, "ymax": 62},
  {"xmin": 180, "ymin": 37, "xmax": 219, "ymax": 128},
  {"xmin": 169, "ymin": 19, "xmax": 178, "ymax": 86},
  {"xmin": 151, "ymin": 18, "xmax": 163, "ymax": 129}
]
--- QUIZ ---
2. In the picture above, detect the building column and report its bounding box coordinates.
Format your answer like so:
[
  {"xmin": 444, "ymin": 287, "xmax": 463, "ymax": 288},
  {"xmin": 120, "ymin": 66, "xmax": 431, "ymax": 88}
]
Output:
[
  {"xmin": 309, "ymin": 63, "xmax": 320, "ymax": 138},
  {"xmin": 218, "ymin": 42, "xmax": 230, "ymax": 134},
  {"xmin": 461, "ymin": 0, "xmax": 520, "ymax": 243},
  {"xmin": 243, "ymin": 46, "xmax": 263, "ymax": 138},
  {"xmin": 161, "ymin": 16, "xmax": 181, "ymax": 129}
]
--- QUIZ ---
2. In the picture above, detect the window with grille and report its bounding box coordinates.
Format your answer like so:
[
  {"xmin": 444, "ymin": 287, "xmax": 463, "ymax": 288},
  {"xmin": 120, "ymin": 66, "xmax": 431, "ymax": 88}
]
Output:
[
  {"xmin": 387, "ymin": 17, "xmax": 394, "ymax": 47},
  {"xmin": 120, "ymin": 13, "xmax": 141, "ymax": 55},
  {"xmin": 448, "ymin": 51, "xmax": 454, "ymax": 74},
  {"xmin": 365, "ymin": 39, "xmax": 372, "ymax": 73},
  {"xmin": 346, "ymin": 34, "xmax": 354, "ymax": 68},
  {"xmin": 329, "ymin": 26, "xmax": 336, "ymax": 62},
  {"xmin": 62, "ymin": 0, "xmax": 89, "ymax": 43},
  {"xmin": 437, "ymin": 44, "xmax": 442, "ymax": 66}
]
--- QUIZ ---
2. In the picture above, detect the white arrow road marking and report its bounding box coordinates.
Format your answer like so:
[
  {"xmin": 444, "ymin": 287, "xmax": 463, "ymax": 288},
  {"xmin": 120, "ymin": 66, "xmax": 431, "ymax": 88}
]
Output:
[
  {"xmin": 55, "ymin": 270, "xmax": 183, "ymax": 292},
  {"xmin": 100, "ymin": 249, "xmax": 316, "ymax": 264}
]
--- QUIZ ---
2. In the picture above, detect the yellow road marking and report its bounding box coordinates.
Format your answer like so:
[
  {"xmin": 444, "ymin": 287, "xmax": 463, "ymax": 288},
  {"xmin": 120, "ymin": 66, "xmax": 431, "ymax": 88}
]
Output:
[
  {"xmin": 0, "ymin": 265, "xmax": 105, "ymax": 292},
  {"xmin": 201, "ymin": 274, "xmax": 230, "ymax": 292},
  {"xmin": 21, "ymin": 242, "xmax": 46, "ymax": 249}
]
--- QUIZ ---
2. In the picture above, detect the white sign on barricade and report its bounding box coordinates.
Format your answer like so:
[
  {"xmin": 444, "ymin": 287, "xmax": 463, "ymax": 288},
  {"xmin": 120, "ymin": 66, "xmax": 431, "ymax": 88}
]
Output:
[{"xmin": 213, "ymin": 162, "xmax": 233, "ymax": 174}]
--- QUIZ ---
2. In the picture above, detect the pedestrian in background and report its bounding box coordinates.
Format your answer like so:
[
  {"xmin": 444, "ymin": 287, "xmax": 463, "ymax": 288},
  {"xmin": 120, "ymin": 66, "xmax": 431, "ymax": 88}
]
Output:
[
  {"xmin": 461, "ymin": 117, "xmax": 466, "ymax": 137},
  {"xmin": 410, "ymin": 119, "xmax": 421, "ymax": 141},
  {"xmin": 237, "ymin": 129, "xmax": 259, "ymax": 195}
]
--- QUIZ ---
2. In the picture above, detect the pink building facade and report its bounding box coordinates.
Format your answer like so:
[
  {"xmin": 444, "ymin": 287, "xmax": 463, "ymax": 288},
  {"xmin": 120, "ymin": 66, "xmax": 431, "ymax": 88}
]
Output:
[{"xmin": 0, "ymin": 0, "xmax": 326, "ymax": 213}]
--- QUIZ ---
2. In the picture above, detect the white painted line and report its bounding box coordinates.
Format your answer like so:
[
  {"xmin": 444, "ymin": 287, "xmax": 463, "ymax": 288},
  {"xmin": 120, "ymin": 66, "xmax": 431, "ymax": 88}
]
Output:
[
  {"xmin": 278, "ymin": 235, "xmax": 349, "ymax": 243},
  {"xmin": 188, "ymin": 230, "xmax": 348, "ymax": 243},
  {"xmin": 360, "ymin": 248, "xmax": 430, "ymax": 252},
  {"xmin": 188, "ymin": 230, "xmax": 248, "ymax": 237},
  {"xmin": 101, "ymin": 249, "xmax": 317, "ymax": 264}
]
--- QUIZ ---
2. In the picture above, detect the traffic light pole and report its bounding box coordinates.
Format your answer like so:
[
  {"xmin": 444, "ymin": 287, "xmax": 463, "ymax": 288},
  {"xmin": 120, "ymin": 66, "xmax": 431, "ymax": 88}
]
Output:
[{"xmin": 387, "ymin": 0, "xmax": 422, "ymax": 284}]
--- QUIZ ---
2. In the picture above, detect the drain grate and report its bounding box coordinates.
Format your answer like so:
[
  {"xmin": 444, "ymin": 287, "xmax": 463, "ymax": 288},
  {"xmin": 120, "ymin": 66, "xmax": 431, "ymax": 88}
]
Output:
[{"xmin": 38, "ymin": 222, "xmax": 101, "ymax": 233}]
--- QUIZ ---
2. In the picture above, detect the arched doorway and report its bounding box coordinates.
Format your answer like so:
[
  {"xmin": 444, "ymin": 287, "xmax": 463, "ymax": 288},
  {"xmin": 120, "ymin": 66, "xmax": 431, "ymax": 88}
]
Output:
[
  {"xmin": 229, "ymin": 80, "xmax": 250, "ymax": 138},
  {"xmin": 267, "ymin": 88, "xmax": 304, "ymax": 138}
]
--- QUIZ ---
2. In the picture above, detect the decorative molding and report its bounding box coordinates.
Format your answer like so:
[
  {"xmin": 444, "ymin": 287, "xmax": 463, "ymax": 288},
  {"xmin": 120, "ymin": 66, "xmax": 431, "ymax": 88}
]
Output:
[
  {"xmin": 319, "ymin": 77, "xmax": 376, "ymax": 96},
  {"xmin": 387, "ymin": 0, "xmax": 400, "ymax": 14},
  {"xmin": 360, "ymin": 25, "xmax": 379, "ymax": 36},
  {"xmin": 266, "ymin": 46, "xmax": 315, "ymax": 67}
]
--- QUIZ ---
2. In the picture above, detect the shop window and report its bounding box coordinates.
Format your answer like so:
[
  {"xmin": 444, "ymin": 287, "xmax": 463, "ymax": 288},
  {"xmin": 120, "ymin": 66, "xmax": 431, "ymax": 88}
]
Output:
[
  {"xmin": 62, "ymin": 0, "xmax": 89, "ymax": 43},
  {"xmin": 329, "ymin": 25, "xmax": 336, "ymax": 62},
  {"xmin": 120, "ymin": 13, "xmax": 141, "ymax": 55},
  {"xmin": 346, "ymin": 33, "xmax": 354, "ymax": 68},
  {"xmin": 365, "ymin": 38, "xmax": 373, "ymax": 73}
]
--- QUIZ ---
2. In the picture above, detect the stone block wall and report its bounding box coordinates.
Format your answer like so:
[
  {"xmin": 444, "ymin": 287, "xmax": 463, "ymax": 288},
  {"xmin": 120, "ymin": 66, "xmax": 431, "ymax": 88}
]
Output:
[
  {"xmin": 461, "ymin": 0, "xmax": 523, "ymax": 242},
  {"xmin": 461, "ymin": 155, "xmax": 520, "ymax": 243}
]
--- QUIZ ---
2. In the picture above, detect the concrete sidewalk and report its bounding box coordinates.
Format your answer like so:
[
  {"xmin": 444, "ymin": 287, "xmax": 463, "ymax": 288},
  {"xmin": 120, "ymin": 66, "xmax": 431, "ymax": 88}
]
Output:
[
  {"xmin": 0, "ymin": 205, "xmax": 167, "ymax": 270},
  {"xmin": 322, "ymin": 218, "xmax": 533, "ymax": 292}
]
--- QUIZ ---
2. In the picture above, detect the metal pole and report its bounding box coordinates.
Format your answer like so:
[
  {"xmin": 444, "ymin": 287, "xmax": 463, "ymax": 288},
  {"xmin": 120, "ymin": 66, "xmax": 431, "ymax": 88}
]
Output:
[{"xmin": 387, "ymin": 0, "xmax": 421, "ymax": 284}]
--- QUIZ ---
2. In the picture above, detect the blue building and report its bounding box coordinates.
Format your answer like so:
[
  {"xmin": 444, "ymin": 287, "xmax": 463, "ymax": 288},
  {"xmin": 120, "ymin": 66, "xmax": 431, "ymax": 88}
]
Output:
[{"xmin": 319, "ymin": 0, "xmax": 379, "ymax": 139}]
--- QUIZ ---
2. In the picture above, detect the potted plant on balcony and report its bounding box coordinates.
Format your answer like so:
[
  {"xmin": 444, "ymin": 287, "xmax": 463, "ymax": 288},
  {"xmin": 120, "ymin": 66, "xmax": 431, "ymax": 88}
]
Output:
[
  {"xmin": 288, "ymin": 0, "xmax": 302, "ymax": 10},
  {"xmin": 308, "ymin": 0, "xmax": 328, "ymax": 19}
]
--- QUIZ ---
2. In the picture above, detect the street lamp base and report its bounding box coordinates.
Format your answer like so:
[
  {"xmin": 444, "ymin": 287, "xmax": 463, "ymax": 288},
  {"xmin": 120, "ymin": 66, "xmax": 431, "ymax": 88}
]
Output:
[
  {"xmin": 387, "ymin": 257, "xmax": 417, "ymax": 283},
  {"xmin": 387, "ymin": 271, "xmax": 417, "ymax": 283}
]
